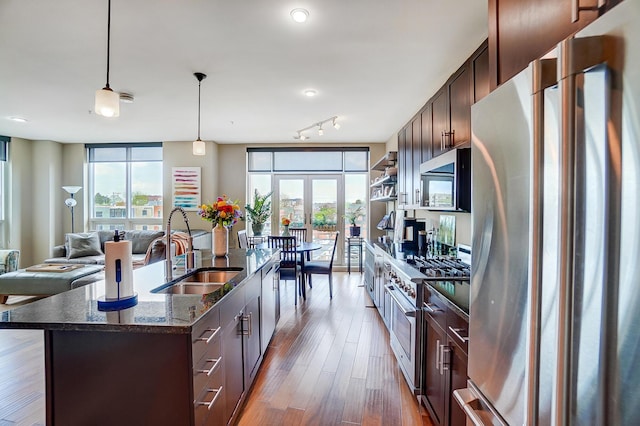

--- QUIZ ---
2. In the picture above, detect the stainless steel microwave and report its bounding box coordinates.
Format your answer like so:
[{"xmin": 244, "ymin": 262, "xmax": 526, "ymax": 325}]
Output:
[{"xmin": 419, "ymin": 148, "xmax": 471, "ymax": 212}]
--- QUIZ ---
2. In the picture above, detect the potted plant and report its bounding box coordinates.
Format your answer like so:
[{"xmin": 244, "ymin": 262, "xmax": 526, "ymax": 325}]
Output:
[
  {"xmin": 245, "ymin": 189, "xmax": 272, "ymax": 236},
  {"xmin": 344, "ymin": 205, "xmax": 365, "ymax": 237}
]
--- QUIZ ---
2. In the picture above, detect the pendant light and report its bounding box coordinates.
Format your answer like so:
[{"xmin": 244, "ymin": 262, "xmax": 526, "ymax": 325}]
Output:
[
  {"xmin": 192, "ymin": 72, "xmax": 207, "ymax": 156},
  {"xmin": 95, "ymin": 0, "xmax": 119, "ymax": 118}
]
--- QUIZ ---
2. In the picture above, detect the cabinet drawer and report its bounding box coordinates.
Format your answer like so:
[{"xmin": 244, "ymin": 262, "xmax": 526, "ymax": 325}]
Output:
[
  {"xmin": 192, "ymin": 307, "xmax": 220, "ymax": 344},
  {"xmin": 194, "ymin": 364, "xmax": 224, "ymax": 426},
  {"xmin": 446, "ymin": 309, "xmax": 469, "ymax": 354},
  {"xmin": 193, "ymin": 337, "xmax": 222, "ymax": 394},
  {"xmin": 192, "ymin": 312, "xmax": 222, "ymax": 365},
  {"xmin": 423, "ymin": 287, "xmax": 447, "ymax": 330}
]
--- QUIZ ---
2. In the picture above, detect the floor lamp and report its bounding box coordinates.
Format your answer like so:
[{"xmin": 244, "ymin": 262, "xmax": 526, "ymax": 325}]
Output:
[{"xmin": 62, "ymin": 186, "xmax": 82, "ymax": 233}]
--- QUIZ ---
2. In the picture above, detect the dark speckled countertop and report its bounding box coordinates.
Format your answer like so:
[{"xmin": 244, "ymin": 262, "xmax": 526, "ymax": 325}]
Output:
[{"xmin": 0, "ymin": 248, "xmax": 278, "ymax": 334}]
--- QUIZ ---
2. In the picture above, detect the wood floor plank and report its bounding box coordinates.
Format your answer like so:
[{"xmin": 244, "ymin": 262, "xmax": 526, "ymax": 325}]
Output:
[{"xmin": 238, "ymin": 272, "xmax": 434, "ymax": 426}]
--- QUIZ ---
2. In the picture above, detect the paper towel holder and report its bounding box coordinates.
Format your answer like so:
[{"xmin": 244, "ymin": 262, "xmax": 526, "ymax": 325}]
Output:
[{"xmin": 97, "ymin": 293, "xmax": 138, "ymax": 311}]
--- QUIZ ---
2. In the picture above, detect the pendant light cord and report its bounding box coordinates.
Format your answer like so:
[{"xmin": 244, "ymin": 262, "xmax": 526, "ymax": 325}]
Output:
[
  {"xmin": 197, "ymin": 79, "xmax": 201, "ymax": 140},
  {"xmin": 105, "ymin": 0, "xmax": 112, "ymax": 89}
]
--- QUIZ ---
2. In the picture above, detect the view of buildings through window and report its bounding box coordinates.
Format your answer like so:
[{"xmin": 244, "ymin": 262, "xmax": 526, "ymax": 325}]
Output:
[{"xmin": 88, "ymin": 144, "xmax": 163, "ymax": 231}]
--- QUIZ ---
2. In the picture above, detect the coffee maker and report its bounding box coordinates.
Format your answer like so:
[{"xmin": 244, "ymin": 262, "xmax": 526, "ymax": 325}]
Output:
[{"xmin": 393, "ymin": 211, "xmax": 426, "ymax": 251}]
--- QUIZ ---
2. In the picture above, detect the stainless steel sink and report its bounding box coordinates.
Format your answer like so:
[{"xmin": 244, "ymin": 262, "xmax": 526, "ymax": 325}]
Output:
[
  {"xmin": 152, "ymin": 268, "xmax": 243, "ymax": 295},
  {"xmin": 180, "ymin": 270, "xmax": 240, "ymax": 283},
  {"xmin": 163, "ymin": 283, "xmax": 224, "ymax": 295}
]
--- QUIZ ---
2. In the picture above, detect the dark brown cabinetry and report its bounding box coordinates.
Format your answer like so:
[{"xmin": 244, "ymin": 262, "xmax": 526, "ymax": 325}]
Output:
[
  {"xmin": 421, "ymin": 287, "xmax": 469, "ymax": 426},
  {"xmin": 447, "ymin": 65, "xmax": 471, "ymax": 150},
  {"xmin": 488, "ymin": 0, "xmax": 621, "ymax": 88},
  {"xmin": 222, "ymin": 272, "xmax": 264, "ymax": 425},
  {"xmin": 471, "ymin": 42, "xmax": 490, "ymax": 103},
  {"xmin": 396, "ymin": 41, "xmax": 487, "ymax": 209}
]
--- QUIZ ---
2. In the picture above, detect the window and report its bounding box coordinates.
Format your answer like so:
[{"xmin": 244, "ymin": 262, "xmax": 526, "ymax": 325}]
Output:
[
  {"xmin": 247, "ymin": 148, "xmax": 369, "ymax": 266},
  {"xmin": 0, "ymin": 136, "xmax": 8, "ymax": 248},
  {"xmin": 88, "ymin": 143, "xmax": 163, "ymax": 231}
]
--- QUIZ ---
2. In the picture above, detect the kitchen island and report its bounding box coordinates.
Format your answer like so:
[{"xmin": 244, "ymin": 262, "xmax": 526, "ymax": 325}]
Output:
[{"xmin": 0, "ymin": 248, "xmax": 280, "ymax": 426}]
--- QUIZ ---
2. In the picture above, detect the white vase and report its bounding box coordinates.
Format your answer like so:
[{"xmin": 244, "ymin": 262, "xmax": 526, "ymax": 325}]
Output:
[{"xmin": 212, "ymin": 223, "xmax": 228, "ymax": 257}]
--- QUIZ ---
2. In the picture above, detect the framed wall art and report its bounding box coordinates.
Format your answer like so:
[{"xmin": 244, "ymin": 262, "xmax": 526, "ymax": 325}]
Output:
[{"xmin": 172, "ymin": 167, "xmax": 201, "ymax": 210}]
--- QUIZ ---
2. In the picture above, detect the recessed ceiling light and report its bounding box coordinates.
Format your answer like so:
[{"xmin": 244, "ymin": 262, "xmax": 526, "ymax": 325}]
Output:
[
  {"xmin": 303, "ymin": 89, "xmax": 317, "ymax": 97},
  {"xmin": 9, "ymin": 116, "xmax": 28, "ymax": 123},
  {"xmin": 290, "ymin": 8, "xmax": 309, "ymax": 23}
]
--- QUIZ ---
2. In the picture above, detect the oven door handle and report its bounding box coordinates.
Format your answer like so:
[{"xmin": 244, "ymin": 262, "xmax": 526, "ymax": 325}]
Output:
[{"xmin": 386, "ymin": 285, "xmax": 416, "ymax": 317}]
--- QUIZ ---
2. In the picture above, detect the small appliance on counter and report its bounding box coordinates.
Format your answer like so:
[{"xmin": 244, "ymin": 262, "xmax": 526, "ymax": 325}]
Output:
[{"xmin": 393, "ymin": 210, "xmax": 426, "ymax": 251}]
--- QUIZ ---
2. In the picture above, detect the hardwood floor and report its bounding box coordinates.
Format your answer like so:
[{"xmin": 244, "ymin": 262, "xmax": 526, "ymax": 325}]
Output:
[
  {"xmin": 0, "ymin": 329, "xmax": 45, "ymax": 425},
  {"xmin": 0, "ymin": 273, "xmax": 433, "ymax": 426},
  {"xmin": 237, "ymin": 272, "xmax": 433, "ymax": 426}
]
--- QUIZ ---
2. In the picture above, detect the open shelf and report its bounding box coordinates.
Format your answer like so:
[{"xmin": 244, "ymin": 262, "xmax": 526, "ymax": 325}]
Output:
[{"xmin": 371, "ymin": 151, "xmax": 397, "ymax": 171}]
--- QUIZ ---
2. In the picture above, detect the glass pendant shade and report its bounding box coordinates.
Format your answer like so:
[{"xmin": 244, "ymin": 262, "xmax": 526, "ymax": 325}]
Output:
[
  {"xmin": 193, "ymin": 139, "xmax": 206, "ymax": 156},
  {"xmin": 95, "ymin": 87, "xmax": 120, "ymax": 117}
]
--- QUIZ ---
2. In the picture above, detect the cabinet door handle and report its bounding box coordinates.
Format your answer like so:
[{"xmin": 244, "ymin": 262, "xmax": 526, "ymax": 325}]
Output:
[
  {"xmin": 197, "ymin": 386, "xmax": 223, "ymax": 410},
  {"xmin": 435, "ymin": 339, "xmax": 441, "ymax": 371},
  {"xmin": 448, "ymin": 326, "xmax": 470, "ymax": 342},
  {"xmin": 242, "ymin": 312, "xmax": 253, "ymax": 336},
  {"xmin": 441, "ymin": 345, "xmax": 451, "ymax": 373},
  {"xmin": 423, "ymin": 302, "xmax": 443, "ymax": 313},
  {"xmin": 197, "ymin": 357, "xmax": 222, "ymax": 376},
  {"xmin": 571, "ymin": 0, "xmax": 604, "ymax": 22},
  {"xmin": 197, "ymin": 327, "xmax": 221, "ymax": 344},
  {"xmin": 441, "ymin": 131, "xmax": 445, "ymax": 150}
]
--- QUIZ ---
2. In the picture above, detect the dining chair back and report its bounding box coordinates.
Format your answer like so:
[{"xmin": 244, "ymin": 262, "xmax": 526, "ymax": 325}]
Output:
[
  {"xmin": 303, "ymin": 232, "xmax": 340, "ymax": 299},
  {"xmin": 268, "ymin": 236, "xmax": 303, "ymax": 304},
  {"xmin": 288, "ymin": 227, "xmax": 307, "ymax": 243},
  {"xmin": 288, "ymin": 227, "xmax": 309, "ymax": 260},
  {"xmin": 237, "ymin": 230, "xmax": 249, "ymax": 249}
]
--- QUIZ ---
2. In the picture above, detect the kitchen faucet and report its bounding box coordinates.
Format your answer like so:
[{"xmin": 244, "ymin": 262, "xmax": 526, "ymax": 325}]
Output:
[{"xmin": 165, "ymin": 206, "xmax": 195, "ymax": 281}]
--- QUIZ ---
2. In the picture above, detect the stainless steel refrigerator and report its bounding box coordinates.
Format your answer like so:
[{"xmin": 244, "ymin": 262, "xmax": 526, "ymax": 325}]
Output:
[{"xmin": 454, "ymin": 0, "xmax": 640, "ymax": 424}]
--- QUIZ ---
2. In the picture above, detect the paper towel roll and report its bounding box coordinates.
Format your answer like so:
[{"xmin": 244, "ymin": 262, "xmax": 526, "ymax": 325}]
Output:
[{"xmin": 104, "ymin": 240, "xmax": 134, "ymax": 300}]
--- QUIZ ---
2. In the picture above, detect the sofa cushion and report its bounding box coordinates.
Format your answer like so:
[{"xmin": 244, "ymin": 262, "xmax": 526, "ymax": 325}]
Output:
[
  {"xmin": 124, "ymin": 230, "xmax": 165, "ymax": 254},
  {"xmin": 66, "ymin": 233, "xmax": 103, "ymax": 259}
]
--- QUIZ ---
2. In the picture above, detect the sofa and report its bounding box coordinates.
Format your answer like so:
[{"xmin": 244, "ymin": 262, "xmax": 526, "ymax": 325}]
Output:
[{"xmin": 44, "ymin": 229, "xmax": 212, "ymax": 267}]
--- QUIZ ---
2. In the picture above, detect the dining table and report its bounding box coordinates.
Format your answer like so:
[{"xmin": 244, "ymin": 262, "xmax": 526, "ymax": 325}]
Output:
[{"xmin": 257, "ymin": 240, "xmax": 321, "ymax": 299}]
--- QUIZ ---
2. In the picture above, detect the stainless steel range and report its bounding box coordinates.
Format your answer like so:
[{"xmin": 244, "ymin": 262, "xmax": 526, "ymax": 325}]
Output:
[
  {"xmin": 384, "ymin": 262, "xmax": 422, "ymax": 395},
  {"xmin": 383, "ymin": 244, "xmax": 471, "ymax": 397}
]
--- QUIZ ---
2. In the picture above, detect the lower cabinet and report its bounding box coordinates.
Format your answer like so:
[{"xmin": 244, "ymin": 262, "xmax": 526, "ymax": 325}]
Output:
[{"xmin": 421, "ymin": 288, "xmax": 469, "ymax": 426}]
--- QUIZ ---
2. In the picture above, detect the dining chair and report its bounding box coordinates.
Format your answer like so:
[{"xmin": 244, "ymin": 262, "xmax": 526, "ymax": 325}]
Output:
[
  {"xmin": 268, "ymin": 235, "xmax": 303, "ymax": 305},
  {"xmin": 303, "ymin": 232, "xmax": 339, "ymax": 299},
  {"xmin": 237, "ymin": 230, "xmax": 249, "ymax": 249},
  {"xmin": 288, "ymin": 227, "xmax": 310, "ymax": 261}
]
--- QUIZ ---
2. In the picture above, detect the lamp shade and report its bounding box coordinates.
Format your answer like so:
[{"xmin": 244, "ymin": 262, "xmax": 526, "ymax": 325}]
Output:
[
  {"xmin": 62, "ymin": 186, "xmax": 82, "ymax": 194},
  {"xmin": 95, "ymin": 87, "xmax": 120, "ymax": 117},
  {"xmin": 193, "ymin": 139, "xmax": 206, "ymax": 156}
]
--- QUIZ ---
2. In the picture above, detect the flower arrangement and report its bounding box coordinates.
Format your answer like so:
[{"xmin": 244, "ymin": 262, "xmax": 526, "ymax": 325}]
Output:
[
  {"xmin": 199, "ymin": 195, "xmax": 243, "ymax": 228},
  {"xmin": 281, "ymin": 217, "xmax": 291, "ymax": 226}
]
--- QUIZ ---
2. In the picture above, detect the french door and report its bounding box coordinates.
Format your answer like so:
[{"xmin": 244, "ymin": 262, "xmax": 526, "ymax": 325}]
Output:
[{"xmin": 274, "ymin": 175, "xmax": 343, "ymax": 263}]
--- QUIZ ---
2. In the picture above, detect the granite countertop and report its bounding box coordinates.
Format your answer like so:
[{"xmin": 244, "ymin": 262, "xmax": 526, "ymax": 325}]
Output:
[{"xmin": 0, "ymin": 248, "xmax": 278, "ymax": 334}]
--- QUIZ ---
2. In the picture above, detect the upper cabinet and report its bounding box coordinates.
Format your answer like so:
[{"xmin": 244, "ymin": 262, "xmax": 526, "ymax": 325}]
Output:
[
  {"xmin": 395, "ymin": 40, "xmax": 487, "ymax": 210},
  {"xmin": 488, "ymin": 0, "xmax": 621, "ymax": 88}
]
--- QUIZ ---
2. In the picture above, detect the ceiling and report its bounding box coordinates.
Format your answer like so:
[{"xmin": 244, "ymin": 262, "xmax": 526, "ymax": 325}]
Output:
[{"xmin": 0, "ymin": 0, "xmax": 488, "ymax": 145}]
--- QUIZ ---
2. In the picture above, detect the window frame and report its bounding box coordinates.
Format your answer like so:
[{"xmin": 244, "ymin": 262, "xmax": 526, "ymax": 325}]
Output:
[{"xmin": 87, "ymin": 143, "xmax": 163, "ymax": 231}]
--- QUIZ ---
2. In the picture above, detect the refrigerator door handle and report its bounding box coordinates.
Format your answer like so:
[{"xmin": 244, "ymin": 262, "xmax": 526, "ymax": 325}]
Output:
[
  {"xmin": 453, "ymin": 385, "xmax": 509, "ymax": 426},
  {"xmin": 526, "ymin": 57, "xmax": 558, "ymax": 426}
]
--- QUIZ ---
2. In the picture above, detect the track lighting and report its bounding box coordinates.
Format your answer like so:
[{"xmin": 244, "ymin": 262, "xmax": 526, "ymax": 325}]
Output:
[
  {"xmin": 192, "ymin": 72, "xmax": 207, "ymax": 156},
  {"xmin": 95, "ymin": 0, "xmax": 119, "ymax": 118},
  {"xmin": 293, "ymin": 116, "xmax": 340, "ymax": 140}
]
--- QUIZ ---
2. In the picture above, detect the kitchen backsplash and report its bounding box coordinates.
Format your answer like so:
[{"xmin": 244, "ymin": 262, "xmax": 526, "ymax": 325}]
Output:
[{"xmin": 414, "ymin": 209, "xmax": 471, "ymax": 247}]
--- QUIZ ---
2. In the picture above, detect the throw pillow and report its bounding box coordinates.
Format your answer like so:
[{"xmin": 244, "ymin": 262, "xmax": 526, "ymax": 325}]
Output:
[{"xmin": 66, "ymin": 232, "xmax": 103, "ymax": 259}]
